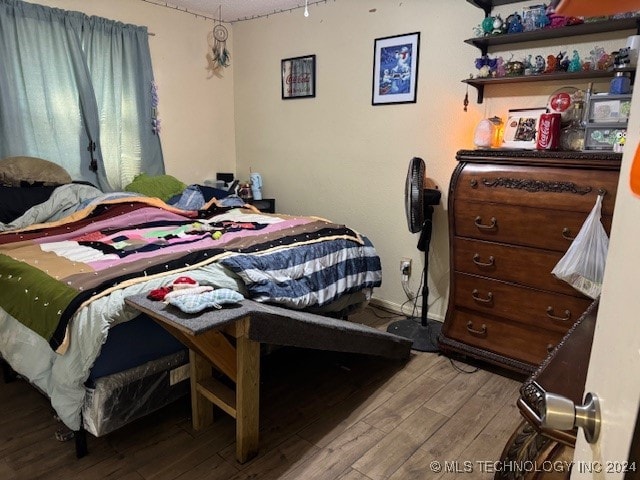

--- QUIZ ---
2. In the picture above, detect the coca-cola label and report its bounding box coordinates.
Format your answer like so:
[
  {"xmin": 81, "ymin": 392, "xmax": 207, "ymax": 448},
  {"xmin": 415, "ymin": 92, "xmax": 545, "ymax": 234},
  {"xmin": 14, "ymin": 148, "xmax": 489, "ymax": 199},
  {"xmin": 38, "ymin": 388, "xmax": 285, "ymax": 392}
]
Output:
[{"xmin": 536, "ymin": 113, "xmax": 560, "ymax": 150}]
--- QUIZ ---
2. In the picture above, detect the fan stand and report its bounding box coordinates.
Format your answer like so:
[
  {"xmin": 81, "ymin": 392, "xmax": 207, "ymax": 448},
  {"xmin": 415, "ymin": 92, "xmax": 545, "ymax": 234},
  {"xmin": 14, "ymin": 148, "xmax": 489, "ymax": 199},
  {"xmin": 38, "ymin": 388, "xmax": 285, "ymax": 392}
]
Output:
[{"xmin": 387, "ymin": 207, "xmax": 441, "ymax": 352}]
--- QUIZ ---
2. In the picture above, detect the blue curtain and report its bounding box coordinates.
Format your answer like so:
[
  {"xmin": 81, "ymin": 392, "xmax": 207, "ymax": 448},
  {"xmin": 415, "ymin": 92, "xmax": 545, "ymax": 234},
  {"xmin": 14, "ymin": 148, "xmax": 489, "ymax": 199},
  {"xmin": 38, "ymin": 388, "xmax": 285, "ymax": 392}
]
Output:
[{"xmin": 0, "ymin": 0, "xmax": 164, "ymax": 190}]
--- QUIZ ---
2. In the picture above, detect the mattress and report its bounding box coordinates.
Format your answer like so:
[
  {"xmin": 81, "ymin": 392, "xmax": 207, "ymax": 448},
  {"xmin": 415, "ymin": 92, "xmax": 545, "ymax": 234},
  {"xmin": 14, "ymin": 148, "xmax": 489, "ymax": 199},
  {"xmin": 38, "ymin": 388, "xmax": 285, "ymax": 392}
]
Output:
[{"xmin": 82, "ymin": 349, "xmax": 189, "ymax": 437}]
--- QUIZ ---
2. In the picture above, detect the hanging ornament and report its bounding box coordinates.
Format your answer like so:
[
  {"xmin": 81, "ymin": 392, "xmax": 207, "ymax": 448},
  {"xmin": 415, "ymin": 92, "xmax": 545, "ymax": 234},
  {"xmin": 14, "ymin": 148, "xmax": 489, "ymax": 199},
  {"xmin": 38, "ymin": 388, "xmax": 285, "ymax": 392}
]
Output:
[
  {"xmin": 463, "ymin": 84, "xmax": 469, "ymax": 112},
  {"xmin": 212, "ymin": 24, "xmax": 230, "ymax": 69},
  {"xmin": 211, "ymin": 7, "xmax": 230, "ymax": 71}
]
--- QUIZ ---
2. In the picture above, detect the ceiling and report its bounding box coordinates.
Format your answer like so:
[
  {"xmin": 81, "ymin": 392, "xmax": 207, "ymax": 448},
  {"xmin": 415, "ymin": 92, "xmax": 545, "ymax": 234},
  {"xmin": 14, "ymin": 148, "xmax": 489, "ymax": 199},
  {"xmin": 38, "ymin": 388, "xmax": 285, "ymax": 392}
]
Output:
[{"xmin": 144, "ymin": 0, "xmax": 326, "ymax": 23}]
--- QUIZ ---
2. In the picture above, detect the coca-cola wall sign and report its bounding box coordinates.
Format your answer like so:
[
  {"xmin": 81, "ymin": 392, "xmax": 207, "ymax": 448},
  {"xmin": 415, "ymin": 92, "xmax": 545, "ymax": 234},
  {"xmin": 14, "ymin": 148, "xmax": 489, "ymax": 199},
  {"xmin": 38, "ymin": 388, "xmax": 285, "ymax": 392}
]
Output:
[{"xmin": 281, "ymin": 55, "xmax": 316, "ymax": 99}]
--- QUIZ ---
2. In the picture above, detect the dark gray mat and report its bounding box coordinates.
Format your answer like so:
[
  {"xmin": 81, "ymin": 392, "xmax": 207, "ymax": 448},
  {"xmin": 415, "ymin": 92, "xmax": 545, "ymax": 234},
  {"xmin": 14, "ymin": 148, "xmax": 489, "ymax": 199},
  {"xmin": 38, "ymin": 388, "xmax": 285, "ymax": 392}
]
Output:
[{"xmin": 125, "ymin": 295, "xmax": 412, "ymax": 361}]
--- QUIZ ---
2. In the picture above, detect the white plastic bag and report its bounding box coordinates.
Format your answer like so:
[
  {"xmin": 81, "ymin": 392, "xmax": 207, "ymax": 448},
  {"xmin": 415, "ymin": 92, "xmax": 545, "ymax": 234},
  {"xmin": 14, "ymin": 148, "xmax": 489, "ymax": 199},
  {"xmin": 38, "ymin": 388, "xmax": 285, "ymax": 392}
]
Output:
[{"xmin": 551, "ymin": 194, "xmax": 609, "ymax": 299}]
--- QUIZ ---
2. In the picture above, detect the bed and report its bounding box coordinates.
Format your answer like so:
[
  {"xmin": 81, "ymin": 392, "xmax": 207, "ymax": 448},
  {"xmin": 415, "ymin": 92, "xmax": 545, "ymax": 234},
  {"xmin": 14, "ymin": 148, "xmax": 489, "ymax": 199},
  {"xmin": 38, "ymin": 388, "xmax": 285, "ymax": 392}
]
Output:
[{"xmin": 0, "ymin": 172, "xmax": 383, "ymax": 454}]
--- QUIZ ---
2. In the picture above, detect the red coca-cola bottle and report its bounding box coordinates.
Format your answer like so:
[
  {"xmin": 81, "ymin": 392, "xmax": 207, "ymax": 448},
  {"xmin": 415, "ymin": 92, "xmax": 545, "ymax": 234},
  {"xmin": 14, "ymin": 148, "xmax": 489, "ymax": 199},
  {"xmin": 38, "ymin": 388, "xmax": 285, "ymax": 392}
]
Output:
[{"xmin": 536, "ymin": 113, "xmax": 561, "ymax": 150}]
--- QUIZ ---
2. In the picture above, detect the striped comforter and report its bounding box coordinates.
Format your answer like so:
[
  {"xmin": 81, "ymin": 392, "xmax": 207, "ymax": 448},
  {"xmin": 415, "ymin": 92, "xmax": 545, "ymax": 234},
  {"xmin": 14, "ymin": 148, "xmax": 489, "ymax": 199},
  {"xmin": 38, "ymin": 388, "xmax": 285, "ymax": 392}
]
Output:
[{"xmin": 0, "ymin": 197, "xmax": 381, "ymax": 352}]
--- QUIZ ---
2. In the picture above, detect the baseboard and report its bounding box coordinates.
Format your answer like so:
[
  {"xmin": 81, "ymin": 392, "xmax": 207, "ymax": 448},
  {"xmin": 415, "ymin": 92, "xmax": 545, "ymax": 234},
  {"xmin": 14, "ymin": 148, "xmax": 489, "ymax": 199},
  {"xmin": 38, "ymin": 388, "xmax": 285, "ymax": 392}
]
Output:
[{"xmin": 369, "ymin": 297, "xmax": 444, "ymax": 323}]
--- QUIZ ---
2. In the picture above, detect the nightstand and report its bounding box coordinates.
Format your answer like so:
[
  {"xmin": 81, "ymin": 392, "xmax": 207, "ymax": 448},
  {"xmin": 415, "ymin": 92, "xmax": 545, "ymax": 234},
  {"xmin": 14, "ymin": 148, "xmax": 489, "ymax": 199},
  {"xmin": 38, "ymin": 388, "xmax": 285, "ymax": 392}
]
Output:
[{"xmin": 249, "ymin": 198, "xmax": 275, "ymax": 213}]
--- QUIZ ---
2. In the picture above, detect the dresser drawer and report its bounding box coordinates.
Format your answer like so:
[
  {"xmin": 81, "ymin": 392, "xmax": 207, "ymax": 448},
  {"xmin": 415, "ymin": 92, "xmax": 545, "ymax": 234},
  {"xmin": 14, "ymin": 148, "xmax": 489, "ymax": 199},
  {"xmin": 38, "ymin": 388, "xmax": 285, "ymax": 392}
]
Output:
[
  {"xmin": 442, "ymin": 309, "xmax": 565, "ymax": 366},
  {"xmin": 454, "ymin": 164, "xmax": 618, "ymax": 216},
  {"xmin": 453, "ymin": 273, "xmax": 592, "ymax": 333},
  {"xmin": 454, "ymin": 199, "xmax": 613, "ymax": 252},
  {"xmin": 453, "ymin": 237, "xmax": 585, "ymax": 297}
]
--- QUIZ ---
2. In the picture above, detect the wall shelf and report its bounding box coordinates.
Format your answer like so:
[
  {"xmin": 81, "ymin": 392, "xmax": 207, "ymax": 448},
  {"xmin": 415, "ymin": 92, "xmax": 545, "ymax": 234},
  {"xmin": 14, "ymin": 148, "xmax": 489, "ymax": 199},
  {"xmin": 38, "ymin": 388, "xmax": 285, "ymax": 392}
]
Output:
[
  {"xmin": 466, "ymin": 0, "xmax": 523, "ymax": 16},
  {"xmin": 466, "ymin": 17, "xmax": 640, "ymax": 55},
  {"xmin": 463, "ymin": 0, "xmax": 640, "ymax": 104},
  {"xmin": 463, "ymin": 67, "xmax": 635, "ymax": 103}
]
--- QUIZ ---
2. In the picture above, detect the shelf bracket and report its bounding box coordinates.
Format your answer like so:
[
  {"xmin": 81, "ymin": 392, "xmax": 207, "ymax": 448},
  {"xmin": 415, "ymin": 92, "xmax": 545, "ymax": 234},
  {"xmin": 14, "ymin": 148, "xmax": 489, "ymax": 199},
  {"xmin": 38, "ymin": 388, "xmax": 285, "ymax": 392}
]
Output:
[{"xmin": 475, "ymin": 84, "xmax": 484, "ymax": 104}]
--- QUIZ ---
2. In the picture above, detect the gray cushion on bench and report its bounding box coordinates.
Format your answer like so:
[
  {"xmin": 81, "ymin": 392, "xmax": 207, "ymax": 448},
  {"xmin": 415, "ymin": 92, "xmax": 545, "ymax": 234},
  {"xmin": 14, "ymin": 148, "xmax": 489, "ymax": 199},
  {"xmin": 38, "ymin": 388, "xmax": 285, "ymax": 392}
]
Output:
[{"xmin": 125, "ymin": 295, "xmax": 412, "ymax": 361}]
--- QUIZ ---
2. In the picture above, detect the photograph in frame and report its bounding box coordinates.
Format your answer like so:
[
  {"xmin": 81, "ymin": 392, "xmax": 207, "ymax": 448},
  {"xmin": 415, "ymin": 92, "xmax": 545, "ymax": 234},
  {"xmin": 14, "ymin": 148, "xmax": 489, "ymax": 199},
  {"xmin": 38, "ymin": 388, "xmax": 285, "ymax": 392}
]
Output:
[
  {"xmin": 281, "ymin": 55, "xmax": 316, "ymax": 99},
  {"xmin": 372, "ymin": 32, "xmax": 420, "ymax": 105},
  {"xmin": 502, "ymin": 108, "xmax": 547, "ymax": 149}
]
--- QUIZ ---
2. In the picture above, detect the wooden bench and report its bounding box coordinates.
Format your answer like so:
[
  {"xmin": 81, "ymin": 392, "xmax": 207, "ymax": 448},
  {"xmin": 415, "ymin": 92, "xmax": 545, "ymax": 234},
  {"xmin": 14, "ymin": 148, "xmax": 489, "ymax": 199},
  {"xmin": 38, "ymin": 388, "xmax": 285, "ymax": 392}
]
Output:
[{"xmin": 124, "ymin": 294, "xmax": 412, "ymax": 463}]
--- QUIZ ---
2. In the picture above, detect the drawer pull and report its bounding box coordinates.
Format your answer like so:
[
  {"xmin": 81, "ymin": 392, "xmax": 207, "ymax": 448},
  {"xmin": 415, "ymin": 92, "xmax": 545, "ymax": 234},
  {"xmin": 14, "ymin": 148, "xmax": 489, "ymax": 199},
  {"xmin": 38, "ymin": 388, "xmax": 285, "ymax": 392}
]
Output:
[
  {"xmin": 546, "ymin": 306, "xmax": 571, "ymax": 322},
  {"xmin": 466, "ymin": 321, "xmax": 487, "ymax": 335},
  {"xmin": 473, "ymin": 253, "xmax": 495, "ymax": 267},
  {"xmin": 547, "ymin": 343, "xmax": 556, "ymax": 353},
  {"xmin": 562, "ymin": 228, "xmax": 575, "ymax": 241},
  {"xmin": 472, "ymin": 289, "xmax": 493, "ymax": 303},
  {"xmin": 470, "ymin": 179, "xmax": 478, "ymax": 188},
  {"xmin": 474, "ymin": 216, "xmax": 497, "ymax": 230}
]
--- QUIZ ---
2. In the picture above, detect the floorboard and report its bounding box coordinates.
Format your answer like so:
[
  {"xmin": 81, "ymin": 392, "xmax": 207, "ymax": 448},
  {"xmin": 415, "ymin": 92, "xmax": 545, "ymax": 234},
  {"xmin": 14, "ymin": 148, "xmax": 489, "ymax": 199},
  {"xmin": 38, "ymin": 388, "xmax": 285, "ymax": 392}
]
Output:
[{"xmin": 0, "ymin": 307, "xmax": 524, "ymax": 480}]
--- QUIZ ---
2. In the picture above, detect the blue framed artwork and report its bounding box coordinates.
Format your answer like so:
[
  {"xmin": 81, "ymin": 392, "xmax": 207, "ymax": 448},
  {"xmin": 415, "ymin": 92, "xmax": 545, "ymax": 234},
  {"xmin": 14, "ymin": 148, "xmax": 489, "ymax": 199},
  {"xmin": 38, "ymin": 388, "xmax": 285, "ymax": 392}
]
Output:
[{"xmin": 372, "ymin": 32, "xmax": 420, "ymax": 105}]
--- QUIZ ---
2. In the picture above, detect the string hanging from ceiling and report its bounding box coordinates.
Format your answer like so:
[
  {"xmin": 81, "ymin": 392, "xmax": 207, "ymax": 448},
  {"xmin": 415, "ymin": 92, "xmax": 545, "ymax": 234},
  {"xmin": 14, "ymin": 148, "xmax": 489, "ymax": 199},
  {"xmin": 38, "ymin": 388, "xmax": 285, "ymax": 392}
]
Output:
[
  {"xmin": 235, "ymin": 0, "xmax": 331, "ymax": 22},
  {"xmin": 140, "ymin": 0, "xmax": 334, "ymax": 23},
  {"xmin": 140, "ymin": 0, "xmax": 227, "ymax": 23}
]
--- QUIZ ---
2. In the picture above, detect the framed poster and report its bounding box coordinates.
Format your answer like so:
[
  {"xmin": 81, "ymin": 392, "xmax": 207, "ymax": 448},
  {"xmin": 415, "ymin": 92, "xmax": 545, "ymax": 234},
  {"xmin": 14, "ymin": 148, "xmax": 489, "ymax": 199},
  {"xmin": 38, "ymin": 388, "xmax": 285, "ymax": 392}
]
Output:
[
  {"xmin": 372, "ymin": 32, "xmax": 420, "ymax": 105},
  {"xmin": 281, "ymin": 55, "xmax": 316, "ymax": 99},
  {"xmin": 502, "ymin": 108, "xmax": 547, "ymax": 149}
]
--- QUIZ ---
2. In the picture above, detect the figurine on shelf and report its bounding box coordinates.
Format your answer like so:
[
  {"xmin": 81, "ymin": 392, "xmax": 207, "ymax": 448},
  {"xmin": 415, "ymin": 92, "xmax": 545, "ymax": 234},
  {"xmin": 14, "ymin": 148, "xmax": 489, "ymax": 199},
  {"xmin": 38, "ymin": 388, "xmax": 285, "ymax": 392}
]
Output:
[
  {"xmin": 475, "ymin": 55, "xmax": 497, "ymax": 77},
  {"xmin": 589, "ymin": 46, "xmax": 613, "ymax": 71},
  {"xmin": 614, "ymin": 47, "xmax": 631, "ymax": 69},
  {"xmin": 505, "ymin": 60, "xmax": 525, "ymax": 76},
  {"xmin": 614, "ymin": 131, "xmax": 627, "ymax": 153},
  {"xmin": 506, "ymin": 12, "xmax": 524, "ymax": 33},
  {"xmin": 533, "ymin": 54, "xmax": 546, "ymax": 74},
  {"xmin": 557, "ymin": 51, "xmax": 570, "ymax": 71},
  {"xmin": 545, "ymin": 54, "xmax": 558, "ymax": 73},
  {"xmin": 492, "ymin": 15, "xmax": 505, "ymax": 35},
  {"xmin": 495, "ymin": 56, "xmax": 507, "ymax": 77},
  {"xmin": 522, "ymin": 4, "xmax": 549, "ymax": 31},
  {"xmin": 523, "ymin": 54, "xmax": 534, "ymax": 75},
  {"xmin": 481, "ymin": 15, "xmax": 494, "ymax": 36},
  {"xmin": 568, "ymin": 50, "xmax": 582, "ymax": 72}
]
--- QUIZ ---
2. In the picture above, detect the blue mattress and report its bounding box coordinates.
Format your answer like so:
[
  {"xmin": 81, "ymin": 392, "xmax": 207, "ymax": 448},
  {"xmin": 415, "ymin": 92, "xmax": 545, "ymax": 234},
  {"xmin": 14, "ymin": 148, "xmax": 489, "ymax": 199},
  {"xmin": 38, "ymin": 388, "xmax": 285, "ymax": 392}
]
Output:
[{"xmin": 86, "ymin": 314, "xmax": 186, "ymax": 386}]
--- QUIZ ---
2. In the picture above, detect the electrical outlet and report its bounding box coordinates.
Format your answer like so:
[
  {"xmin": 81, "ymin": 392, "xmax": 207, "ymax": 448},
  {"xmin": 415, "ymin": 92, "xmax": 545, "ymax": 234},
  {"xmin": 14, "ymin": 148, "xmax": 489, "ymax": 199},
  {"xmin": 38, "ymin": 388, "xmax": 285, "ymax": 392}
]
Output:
[{"xmin": 400, "ymin": 258, "xmax": 412, "ymax": 276}]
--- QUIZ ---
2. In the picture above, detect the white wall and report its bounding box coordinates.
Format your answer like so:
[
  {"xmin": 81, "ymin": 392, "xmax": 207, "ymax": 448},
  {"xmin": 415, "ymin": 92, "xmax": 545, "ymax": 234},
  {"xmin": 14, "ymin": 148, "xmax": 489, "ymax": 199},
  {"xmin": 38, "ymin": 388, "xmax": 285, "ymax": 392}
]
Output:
[{"xmin": 32, "ymin": 0, "xmax": 237, "ymax": 185}]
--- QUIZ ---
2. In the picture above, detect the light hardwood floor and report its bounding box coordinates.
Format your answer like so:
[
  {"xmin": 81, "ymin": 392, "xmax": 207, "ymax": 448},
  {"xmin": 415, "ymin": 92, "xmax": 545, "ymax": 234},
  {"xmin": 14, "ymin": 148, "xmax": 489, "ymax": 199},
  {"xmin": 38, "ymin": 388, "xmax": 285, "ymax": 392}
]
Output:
[{"xmin": 0, "ymin": 307, "xmax": 525, "ymax": 480}]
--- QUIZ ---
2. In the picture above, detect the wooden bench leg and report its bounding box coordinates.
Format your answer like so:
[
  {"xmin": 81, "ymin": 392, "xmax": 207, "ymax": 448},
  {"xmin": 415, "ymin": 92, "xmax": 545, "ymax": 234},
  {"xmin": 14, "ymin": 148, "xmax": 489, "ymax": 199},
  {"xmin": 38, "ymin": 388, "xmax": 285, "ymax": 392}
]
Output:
[
  {"xmin": 190, "ymin": 350, "xmax": 214, "ymax": 430},
  {"xmin": 235, "ymin": 328, "xmax": 260, "ymax": 463}
]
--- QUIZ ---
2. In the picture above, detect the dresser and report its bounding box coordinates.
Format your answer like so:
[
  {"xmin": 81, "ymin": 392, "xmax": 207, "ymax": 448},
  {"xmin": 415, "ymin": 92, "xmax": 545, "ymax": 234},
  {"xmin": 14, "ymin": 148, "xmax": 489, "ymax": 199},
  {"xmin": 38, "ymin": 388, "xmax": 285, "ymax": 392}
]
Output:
[{"xmin": 438, "ymin": 149, "xmax": 620, "ymax": 374}]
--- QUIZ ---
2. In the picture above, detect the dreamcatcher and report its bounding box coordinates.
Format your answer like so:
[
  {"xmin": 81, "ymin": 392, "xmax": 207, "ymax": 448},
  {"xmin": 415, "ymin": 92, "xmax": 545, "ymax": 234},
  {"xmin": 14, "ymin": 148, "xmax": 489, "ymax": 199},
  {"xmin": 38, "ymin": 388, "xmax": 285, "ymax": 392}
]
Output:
[{"xmin": 211, "ymin": 7, "xmax": 230, "ymax": 71}]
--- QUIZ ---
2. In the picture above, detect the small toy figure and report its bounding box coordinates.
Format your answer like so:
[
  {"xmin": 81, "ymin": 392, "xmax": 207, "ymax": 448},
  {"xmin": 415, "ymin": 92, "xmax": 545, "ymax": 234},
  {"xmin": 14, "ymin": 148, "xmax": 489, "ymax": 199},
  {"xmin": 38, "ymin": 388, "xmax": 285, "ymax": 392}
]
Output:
[
  {"xmin": 557, "ymin": 51, "xmax": 570, "ymax": 71},
  {"xmin": 614, "ymin": 130, "xmax": 627, "ymax": 153},
  {"xmin": 495, "ymin": 56, "xmax": 506, "ymax": 77},
  {"xmin": 568, "ymin": 50, "xmax": 582, "ymax": 72},
  {"xmin": 545, "ymin": 54, "xmax": 558, "ymax": 73},
  {"xmin": 614, "ymin": 47, "xmax": 631, "ymax": 68},
  {"xmin": 533, "ymin": 55, "xmax": 546, "ymax": 74},
  {"xmin": 481, "ymin": 15, "xmax": 494, "ymax": 35},
  {"xmin": 589, "ymin": 46, "xmax": 612, "ymax": 70},
  {"xmin": 492, "ymin": 15, "xmax": 505, "ymax": 35},
  {"xmin": 475, "ymin": 55, "xmax": 498, "ymax": 77},
  {"xmin": 523, "ymin": 54, "xmax": 534, "ymax": 75},
  {"xmin": 506, "ymin": 13, "xmax": 524, "ymax": 33}
]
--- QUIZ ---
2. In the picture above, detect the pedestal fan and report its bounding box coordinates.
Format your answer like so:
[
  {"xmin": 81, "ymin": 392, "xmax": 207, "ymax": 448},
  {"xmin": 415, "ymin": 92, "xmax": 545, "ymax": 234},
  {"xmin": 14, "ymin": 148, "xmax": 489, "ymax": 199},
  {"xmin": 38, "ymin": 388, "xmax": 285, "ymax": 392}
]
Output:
[{"xmin": 387, "ymin": 157, "xmax": 442, "ymax": 352}]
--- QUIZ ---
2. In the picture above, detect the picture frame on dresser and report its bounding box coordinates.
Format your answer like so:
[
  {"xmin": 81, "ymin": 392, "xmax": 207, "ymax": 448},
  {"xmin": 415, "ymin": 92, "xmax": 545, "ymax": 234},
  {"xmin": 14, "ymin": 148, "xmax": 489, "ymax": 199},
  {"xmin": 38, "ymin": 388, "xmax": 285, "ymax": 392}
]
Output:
[{"xmin": 502, "ymin": 108, "xmax": 546, "ymax": 149}]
